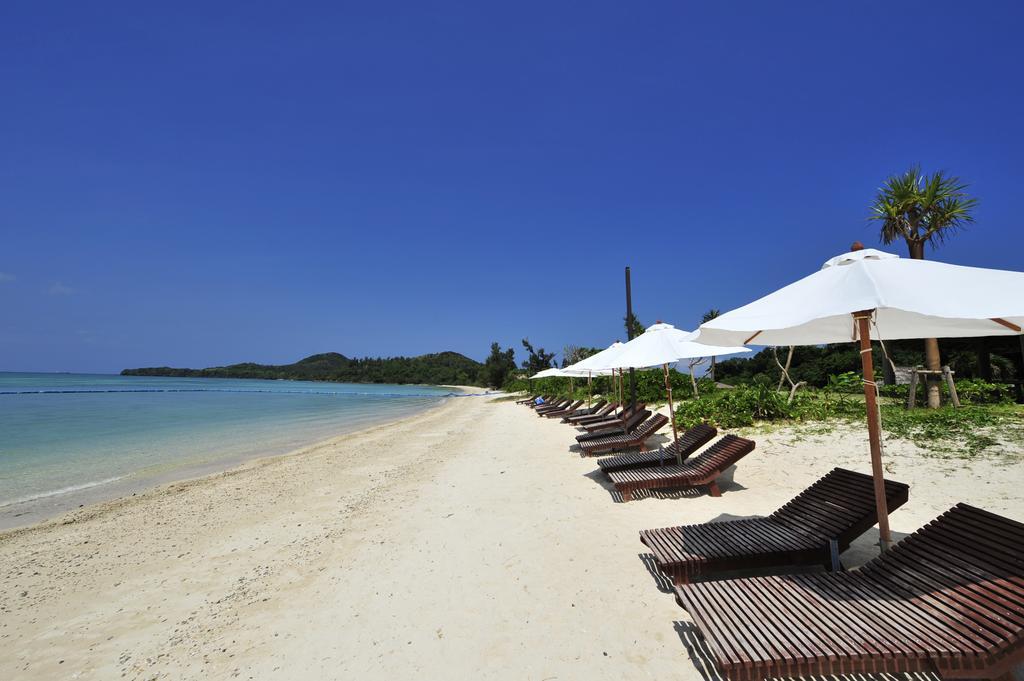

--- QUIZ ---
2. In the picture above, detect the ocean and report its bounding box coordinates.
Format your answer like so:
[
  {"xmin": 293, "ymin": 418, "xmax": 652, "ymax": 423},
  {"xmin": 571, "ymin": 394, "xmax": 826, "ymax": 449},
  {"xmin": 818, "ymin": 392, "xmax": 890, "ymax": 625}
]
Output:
[{"xmin": 0, "ymin": 372, "xmax": 456, "ymax": 529}]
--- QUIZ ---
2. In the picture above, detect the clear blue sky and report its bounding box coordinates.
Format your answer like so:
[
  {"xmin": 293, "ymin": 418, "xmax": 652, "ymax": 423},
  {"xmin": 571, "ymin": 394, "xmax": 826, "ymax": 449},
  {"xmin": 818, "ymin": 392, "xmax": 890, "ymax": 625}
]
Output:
[{"xmin": 3, "ymin": 1, "xmax": 1022, "ymax": 373}]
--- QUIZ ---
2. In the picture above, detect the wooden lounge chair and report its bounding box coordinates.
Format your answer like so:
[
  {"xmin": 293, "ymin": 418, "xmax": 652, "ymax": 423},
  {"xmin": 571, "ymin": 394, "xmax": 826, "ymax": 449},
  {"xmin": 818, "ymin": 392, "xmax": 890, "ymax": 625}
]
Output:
[
  {"xmin": 675, "ymin": 503, "xmax": 1024, "ymax": 681},
  {"xmin": 607, "ymin": 435, "xmax": 755, "ymax": 501},
  {"xmin": 557, "ymin": 399, "xmax": 607, "ymax": 422},
  {"xmin": 565, "ymin": 401, "xmax": 617, "ymax": 424},
  {"xmin": 527, "ymin": 395, "xmax": 553, "ymax": 409},
  {"xmin": 577, "ymin": 409, "xmax": 650, "ymax": 441},
  {"xmin": 641, "ymin": 467, "xmax": 910, "ymax": 585},
  {"xmin": 515, "ymin": 394, "xmax": 541, "ymax": 405},
  {"xmin": 579, "ymin": 404, "xmax": 647, "ymax": 433},
  {"xmin": 597, "ymin": 423, "xmax": 718, "ymax": 474},
  {"xmin": 543, "ymin": 400, "xmax": 584, "ymax": 418},
  {"xmin": 578, "ymin": 414, "xmax": 670, "ymax": 456},
  {"xmin": 571, "ymin": 403, "xmax": 626, "ymax": 426},
  {"xmin": 534, "ymin": 398, "xmax": 569, "ymax": 414}
]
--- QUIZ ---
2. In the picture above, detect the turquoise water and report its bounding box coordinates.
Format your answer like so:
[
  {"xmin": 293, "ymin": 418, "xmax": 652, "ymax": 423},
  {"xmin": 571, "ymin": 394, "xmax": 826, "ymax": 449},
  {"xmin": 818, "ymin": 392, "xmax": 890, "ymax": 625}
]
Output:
[{"xmin": 0, "ymin": 373, "xmax": 455, "ymax": 528}]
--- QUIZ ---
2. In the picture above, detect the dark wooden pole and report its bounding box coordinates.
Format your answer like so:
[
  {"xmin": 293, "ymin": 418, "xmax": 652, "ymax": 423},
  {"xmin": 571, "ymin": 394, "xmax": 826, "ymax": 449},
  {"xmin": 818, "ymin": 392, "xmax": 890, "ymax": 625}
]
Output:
[
  {"xmin": 663, "ymin": 363, "xmax": 681, "ymax": 465},
  {"xmin": 625, "ymin": 267, "xmax": 637, "ymax": 406},
  {"xmin": 854, "ymin": 309, "xmax": 893, "ymax": 549}
]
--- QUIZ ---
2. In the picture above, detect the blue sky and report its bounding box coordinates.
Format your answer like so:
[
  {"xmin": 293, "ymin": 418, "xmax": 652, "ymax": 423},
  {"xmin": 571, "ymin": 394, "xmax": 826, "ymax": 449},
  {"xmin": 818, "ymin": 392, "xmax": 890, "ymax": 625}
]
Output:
[{"xmin": 2, "ymin": 1, "xmax": 1022, "ymax": 372}]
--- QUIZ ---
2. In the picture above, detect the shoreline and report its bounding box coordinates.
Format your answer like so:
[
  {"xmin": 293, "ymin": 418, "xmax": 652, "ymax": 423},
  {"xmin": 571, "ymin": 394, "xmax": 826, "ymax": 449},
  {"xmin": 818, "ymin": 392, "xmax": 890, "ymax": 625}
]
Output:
[{"xmin": 0, "ymin": 389, "xmax": 466, "ymax": 534}]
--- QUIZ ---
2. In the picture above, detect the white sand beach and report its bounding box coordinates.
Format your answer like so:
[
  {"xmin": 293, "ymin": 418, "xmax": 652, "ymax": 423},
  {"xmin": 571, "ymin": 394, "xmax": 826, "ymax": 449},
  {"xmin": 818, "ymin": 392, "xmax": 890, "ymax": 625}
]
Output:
[{"xmin": 2, "ymin": 397, "xmax": 1022, "ymax": 680}]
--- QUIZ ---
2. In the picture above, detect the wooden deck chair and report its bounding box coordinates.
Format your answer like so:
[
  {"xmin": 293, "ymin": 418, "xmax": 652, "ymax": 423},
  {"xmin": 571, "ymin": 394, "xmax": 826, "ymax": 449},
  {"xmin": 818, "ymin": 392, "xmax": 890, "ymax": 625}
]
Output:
[
  {"xmin": 641, "ymin": 467, "xmax": 909, "ymax": 584},
  {"xmin": 607, "ymin": 435, "xmax": 755, "ymax": 501}
]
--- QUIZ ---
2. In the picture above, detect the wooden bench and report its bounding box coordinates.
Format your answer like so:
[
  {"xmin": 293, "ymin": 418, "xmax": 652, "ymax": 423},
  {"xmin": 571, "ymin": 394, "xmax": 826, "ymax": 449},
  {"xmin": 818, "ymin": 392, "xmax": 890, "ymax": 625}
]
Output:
[
  {"xmin": 607, "ymin": 435, "xmax": 755, "ymax": 501},
  {"xmin": 675, "ymin": 503, "xmax": 1024, "ymax": 681},
  {"xmin": 577, "ymin": 413, "xmax": 669, "ymax": 456},
  {"xmin": 597, "ymin": 423, "xmax": 718, "ymax": 474},
  {"xmin": 641, "ymin": 468, "xmax": 909, "ymax": 584}
]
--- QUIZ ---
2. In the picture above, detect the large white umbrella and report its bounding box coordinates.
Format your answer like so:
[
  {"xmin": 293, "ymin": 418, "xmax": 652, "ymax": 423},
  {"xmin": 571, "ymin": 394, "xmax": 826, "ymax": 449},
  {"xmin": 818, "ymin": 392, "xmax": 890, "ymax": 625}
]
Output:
[
  {"xmin": 585, "ymin": 322, "xmax": 750, "ymax": 463},
  {"xmin": 530, "ymin": 367, "xmax": 564, "ymax": 379},
  {"xmin": 569, "ymin": 342, "xmax": 628, "ymax": 407},
  {"xmin": 697, "ymin": 245, "xmax": 1024, "ymax": 547}
]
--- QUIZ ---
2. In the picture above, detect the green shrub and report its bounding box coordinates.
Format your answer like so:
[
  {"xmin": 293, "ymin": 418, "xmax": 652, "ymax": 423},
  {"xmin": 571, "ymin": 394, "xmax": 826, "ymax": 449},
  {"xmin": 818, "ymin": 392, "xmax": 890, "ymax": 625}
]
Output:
[{"xmin": 879, "ymin": 378, "xmax": 1014, "ymax": 405}]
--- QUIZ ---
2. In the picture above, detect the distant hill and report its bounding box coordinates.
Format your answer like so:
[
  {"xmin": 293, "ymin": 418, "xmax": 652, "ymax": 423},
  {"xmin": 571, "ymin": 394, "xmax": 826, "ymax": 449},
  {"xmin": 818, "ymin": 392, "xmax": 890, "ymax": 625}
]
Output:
[{"xmin": 121, "ymin": 351, "xmax": 484, "ymax": 386}]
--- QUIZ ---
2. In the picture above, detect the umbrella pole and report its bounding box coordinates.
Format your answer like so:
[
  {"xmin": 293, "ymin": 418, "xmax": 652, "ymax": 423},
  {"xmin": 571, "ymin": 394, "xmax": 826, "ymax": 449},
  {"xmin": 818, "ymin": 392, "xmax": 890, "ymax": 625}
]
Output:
[
  {"xmin": 663, "ymin": 363, "xmax": 680, "ymax": 465},
  {"xmin": 854, "ymin": 310, "xmax": 893, "ymax": 549},
  {"xmin": 588, "ymin": 371, "xmax": 592, "ymax": 408}
]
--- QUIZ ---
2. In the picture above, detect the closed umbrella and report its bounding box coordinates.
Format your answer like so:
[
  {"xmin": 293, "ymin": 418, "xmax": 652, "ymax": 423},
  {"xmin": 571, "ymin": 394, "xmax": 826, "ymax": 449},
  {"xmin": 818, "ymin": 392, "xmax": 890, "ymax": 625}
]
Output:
[
  {"xmin": 697, "ymin": 244, "xmax": 1024, "ymax": 547},
  {"xmin": 585, "ymin": 322, "xmax": 749, "ymax": 464}
]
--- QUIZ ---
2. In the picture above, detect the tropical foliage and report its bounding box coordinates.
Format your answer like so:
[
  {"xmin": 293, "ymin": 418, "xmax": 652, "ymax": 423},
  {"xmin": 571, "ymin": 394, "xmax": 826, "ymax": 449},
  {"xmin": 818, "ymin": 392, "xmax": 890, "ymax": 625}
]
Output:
[
  {"xmin": 480, "ymin": 342, "xmax": 517, "ymax": 388},
  {"xmin": 869, "ymin": 166, "xmax": 978, "ymax": 257},
  {"xmin": 520, "ymin": 338, "xmax": 556, "ymax": 375}
]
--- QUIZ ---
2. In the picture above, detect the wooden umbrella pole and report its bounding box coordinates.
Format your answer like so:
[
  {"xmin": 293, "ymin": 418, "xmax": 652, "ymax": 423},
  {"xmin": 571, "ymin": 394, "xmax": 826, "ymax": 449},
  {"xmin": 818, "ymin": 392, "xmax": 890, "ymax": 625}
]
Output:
[
  {"xmin": 854, "ymin": 310, "xmax": 893, "ymax": 549},
  {"xmin": 587, "ymin": 371, "xmax": 592, "ymax": 408},
  {"xmin": 663, "ymin": 363, "xmax": 681, "ymax": 465}
]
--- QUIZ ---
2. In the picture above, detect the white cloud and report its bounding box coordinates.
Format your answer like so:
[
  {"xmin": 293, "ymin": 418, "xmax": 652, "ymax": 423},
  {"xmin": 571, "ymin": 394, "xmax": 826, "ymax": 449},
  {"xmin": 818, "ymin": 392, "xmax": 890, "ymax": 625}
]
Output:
[
  {"xmin": 0, "ymin": 272, "xmax": 14, "ymax": 282},
  {"xmin": 48, "ymin": 281, "xmax": 74, "ymax": 296}
]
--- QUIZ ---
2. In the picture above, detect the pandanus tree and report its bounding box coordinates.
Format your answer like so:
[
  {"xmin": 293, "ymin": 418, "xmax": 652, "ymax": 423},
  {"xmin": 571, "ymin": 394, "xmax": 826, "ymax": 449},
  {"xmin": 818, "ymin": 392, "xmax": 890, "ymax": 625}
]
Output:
[{"xmin": 869, "ymin": 167, "xmax": 978, "ymax": 408}]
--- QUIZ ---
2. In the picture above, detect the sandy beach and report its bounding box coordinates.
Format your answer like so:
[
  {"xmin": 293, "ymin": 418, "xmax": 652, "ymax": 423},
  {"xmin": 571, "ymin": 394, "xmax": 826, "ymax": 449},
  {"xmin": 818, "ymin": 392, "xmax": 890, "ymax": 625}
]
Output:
[{"xmin": 2, "ymin": 396, "xmax": 1022, "ymax": 680}]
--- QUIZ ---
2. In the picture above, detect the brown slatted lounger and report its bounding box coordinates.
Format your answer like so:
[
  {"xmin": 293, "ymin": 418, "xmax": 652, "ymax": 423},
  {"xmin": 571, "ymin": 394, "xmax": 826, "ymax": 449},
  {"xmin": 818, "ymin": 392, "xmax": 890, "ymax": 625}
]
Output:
[
  {"xmin": 527, "ymin": 395, "xmax": 554, "ymax": 409},
  {"xmin": 534, "ymin": 398, "xmax": 569, "ymax": 414},
  {"xmin": 542, "ymin": 400, "xmax": 584, "ymax": 418},
  {"xmin": 578, "ymin": 414, "xmax": 669, "ymax": 456},
  {"xmin": 571, "ymin": 403, "xmax": 625, "ymax": 426},
  {"xmin": 577, "ymin": 409, "xmax": 650, "ymax": 441},
  {"xmin": 641, "ymin": 468, "xmax": 910, "ymax": 584},
  {"xmin": 676, "ymin": 503, "xmax": 1024, "ymax": 681},
  {"xmin": 597, "ymin": 423, "xmax": 718, "ymax": 474},
  {"xmin": 559, "ymin": 399, "xmax": 607, "ymax": 422},
  {"xmin": 607, "ymin": 434, "xmax": 755, "ymax": 501},
  {"xmin": 515, "ymin": 394, "xmax": 541, "ymax": 405},
  {"xmin": 578, "ymin": 404, "xmax": 647, "ymax": 435},
  {"xmin": 565, "ymin": 401, "xmax": 617, "ymax": 424}
]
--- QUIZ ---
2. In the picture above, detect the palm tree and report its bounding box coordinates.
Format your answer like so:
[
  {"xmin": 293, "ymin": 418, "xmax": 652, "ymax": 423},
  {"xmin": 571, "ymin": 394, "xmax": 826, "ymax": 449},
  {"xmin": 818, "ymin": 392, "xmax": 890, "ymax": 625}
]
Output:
[
  {"xmin": 701, "ymin": 308, "xmax": 721, "ymax": 382},
  {"xmin": 869, "ymin": 167, "xmax": 978, "ymax": 408}
]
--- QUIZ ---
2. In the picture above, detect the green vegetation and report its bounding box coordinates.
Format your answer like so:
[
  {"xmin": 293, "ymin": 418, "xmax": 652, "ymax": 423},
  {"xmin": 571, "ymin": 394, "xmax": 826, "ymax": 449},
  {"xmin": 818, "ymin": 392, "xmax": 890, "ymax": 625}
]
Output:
[
  {"xmin": 122, "ymin": 351, "xmax": 485, "ymax": 386},
  {"xmin": 519, "ymin": 338, "xmax": 556, "ymax": 375},
  {"xmin": 479, "ymin": 343, "xmax": 517, "ymax": 389},
  {"xmin": 714, "ymin": 339, "xmax": 1022, "ymax": 388},
  {"xmin": 671, "ymin": 376, "xmax": 1023, "ymax": 458}
]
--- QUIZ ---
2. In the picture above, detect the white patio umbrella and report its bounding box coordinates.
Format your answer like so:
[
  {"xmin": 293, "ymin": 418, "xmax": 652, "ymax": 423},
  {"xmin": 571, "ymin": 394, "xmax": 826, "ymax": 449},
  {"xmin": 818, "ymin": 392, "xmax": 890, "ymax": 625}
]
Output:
[
  {"xmin": 585, "ymin": 322, "xmax": 749, "ymax": 464},
  {"xmin": 697, "ymin": 244, "xmax": 1024, "ymax": 547},
  {"xmin": 530, "ymin": 367, "xmax": 564, "ymax": 379},
  {"xmin": 558, "ymin": 364, "xmax": 615, "ymax": 407},
  {"xmin": 569, "ymin": 342, "xmax": 627, "ymax": 407}
]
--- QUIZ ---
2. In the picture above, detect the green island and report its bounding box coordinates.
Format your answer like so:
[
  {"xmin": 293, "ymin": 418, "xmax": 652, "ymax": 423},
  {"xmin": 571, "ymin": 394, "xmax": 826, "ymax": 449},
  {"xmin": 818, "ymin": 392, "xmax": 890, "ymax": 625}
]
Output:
[{"xmin": 121, "ymin": 351, "xmax": 484, "ymax": 386}]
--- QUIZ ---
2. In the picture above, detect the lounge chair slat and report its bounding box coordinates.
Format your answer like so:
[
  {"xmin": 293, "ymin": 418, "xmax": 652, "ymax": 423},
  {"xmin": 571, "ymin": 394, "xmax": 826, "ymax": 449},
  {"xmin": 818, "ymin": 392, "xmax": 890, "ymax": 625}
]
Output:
[{"xmin": 676, "ymin": 504, "xmax": 1024, "ymax": 680}]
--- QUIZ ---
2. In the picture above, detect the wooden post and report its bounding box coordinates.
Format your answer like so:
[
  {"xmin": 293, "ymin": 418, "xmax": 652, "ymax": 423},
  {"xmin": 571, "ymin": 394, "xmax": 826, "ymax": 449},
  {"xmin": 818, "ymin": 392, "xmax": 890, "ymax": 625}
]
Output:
[
  {"xmin": 906, "ymin": 369, "xmax": 919, "ymax": 409},
  {"xmin": 943, "ymin": 366, "xmax": 960, "ymax": 408},
  {"xmin": 587, "ymin": 371, "xmax": 592, "ymax": 408},
  {"xmin": 625, "ymin": 267, "xmax": 637, "ymax": 406},
  {"xmin": 663, "ymin": 363, "xmax": 681, "ymax": 465},
  {"xmin": 854, "ymin": 310, "xmax": 893, "ymax": 549}
]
